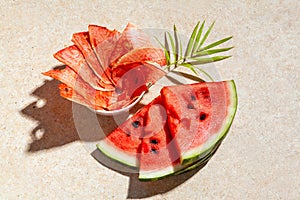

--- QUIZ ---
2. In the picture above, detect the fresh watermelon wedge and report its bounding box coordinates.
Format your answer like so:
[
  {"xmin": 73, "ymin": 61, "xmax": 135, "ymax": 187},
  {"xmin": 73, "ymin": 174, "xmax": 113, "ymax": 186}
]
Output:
[
  {"xmin": 96, "ymin": 96, "xmax": 163, "ymax": 167},
  {"xmin": 97, "ymin": 96, "xmax": 182, "ymax": 180},
  {"xmin": 137, "ymin": 97, "xmax": 181, "ymax": 180},
  {"xmin": 160, "ymin": 80, "xmax": 237, "ymax": 165},
  {"xmin": 96, "ymin": 80, "xmax": 237, "ymax": 180}
]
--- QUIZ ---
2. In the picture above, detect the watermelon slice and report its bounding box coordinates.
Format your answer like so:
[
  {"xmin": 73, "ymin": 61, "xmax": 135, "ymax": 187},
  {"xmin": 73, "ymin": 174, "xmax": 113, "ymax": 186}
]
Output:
[
  {"xmin": 137, "ymin": 97, "xmax": 181, "ymax": 180},
  {"xmin": 111, "ymin": 47, "xmax": 166, "ymax": 69},
  {"xmin": 53, "ymin": 45, "xmax": 105, "ymax": 90},
  {"xmin": 88, "ymin": 24, "xmax": 120, "ymax": 70},
  {"xmin": 72, "ymin": 31, "xmax": 117, "ymax": 88},
  {"xmin": 109, "ymin": 23, "xmax": 152, "ymax": 65},
  {"xmin": 96, "ymin": 80, "xmax": 237, "ymax": 180},
  {"xmin": 42, "ymin": 67, "xmax": 112, "ymax": 109},
  {"xmin": 161, "ymin": 80, "xmax": 237, "ymax": 165},
  {"xmin": 96, "ymin": 96, "xmax": 163, "ymax": 167}
]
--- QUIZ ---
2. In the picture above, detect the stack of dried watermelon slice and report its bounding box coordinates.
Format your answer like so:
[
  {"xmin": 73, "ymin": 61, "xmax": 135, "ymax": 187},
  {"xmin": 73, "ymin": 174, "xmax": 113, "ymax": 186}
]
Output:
[
  {"xmin": 97, "ymin": 80, "xmax": 237, "ymax": 181},
  {"xmin": 43, "ymin": 23, "xmax": 166, "ymax": 110}
]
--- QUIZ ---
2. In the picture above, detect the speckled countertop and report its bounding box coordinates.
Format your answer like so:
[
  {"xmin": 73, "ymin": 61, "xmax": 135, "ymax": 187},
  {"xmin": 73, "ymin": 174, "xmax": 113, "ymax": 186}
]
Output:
[{"xmin": 0, "ymin": 1, "xmax": 299, "ymax": 199}]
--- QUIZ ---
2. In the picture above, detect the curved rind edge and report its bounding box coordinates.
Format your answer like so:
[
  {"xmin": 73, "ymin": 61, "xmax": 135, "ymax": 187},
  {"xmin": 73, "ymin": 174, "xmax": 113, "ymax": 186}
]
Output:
[
  {"xmin": 96, "ymin": 140, "xmax": 138, "ymax": 168},
  {"xmin": 181, "ymin": 80, "xmax": 238, "ymax": 165}
]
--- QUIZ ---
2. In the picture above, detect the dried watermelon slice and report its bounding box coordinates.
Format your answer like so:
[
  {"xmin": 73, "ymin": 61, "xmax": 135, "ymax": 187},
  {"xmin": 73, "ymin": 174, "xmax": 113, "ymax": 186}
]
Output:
[
  {"xmin": 109, "ymin": 23, "xmax": 152, "ymax": 65},
  {"xmin": 88, "ymin": 24, "xmax": 120, "ymax": 71},
  {"xmin": 111, "ymin": 47, "xmax": 166, "ymax": 69},
  {"xmin": 44, "ymin": 23, "xmax": 167, "ymax": 111},
  {"xmin": 43, "ymin": 66, "xmax": 112, "ymax": 109},
  {"xmin": 58, "ymin": 83, "xmax": 104, "ymax": 110},
  {"xmin": 72, "ymin": 31, "xmax": 113, "ymax": 86},
  {"xmin": 53, "ymin": 45, "xmax": 107, "ymax": 91}
]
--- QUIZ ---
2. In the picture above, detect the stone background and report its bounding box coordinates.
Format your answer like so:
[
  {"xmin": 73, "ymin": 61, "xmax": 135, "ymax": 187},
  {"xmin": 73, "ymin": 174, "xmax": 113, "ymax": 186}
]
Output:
[{"xmin": 0, "ymin": 0, "xmax": 299, "ymax": 199}]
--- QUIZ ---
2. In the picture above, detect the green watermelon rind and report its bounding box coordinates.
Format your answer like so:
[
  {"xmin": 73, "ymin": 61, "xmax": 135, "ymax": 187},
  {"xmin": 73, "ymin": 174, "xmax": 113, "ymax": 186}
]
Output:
[
  {"xmin": 174, "ymin": 130, "xmax": 228, "ymax": 175},
  {"xmin": 138, "ymin": 165, "xmax": 177, "ymax": 181},
  {"xmin": 138, "ymin": 133, "xmax": 226, "ymax": 181},
  {"xmin": 181, "ymin": 80, "xmax": 238, "ymax": 165},
  {"xmin": 96, "ymin": 140, "xmax": 138, "ymax": 168}
]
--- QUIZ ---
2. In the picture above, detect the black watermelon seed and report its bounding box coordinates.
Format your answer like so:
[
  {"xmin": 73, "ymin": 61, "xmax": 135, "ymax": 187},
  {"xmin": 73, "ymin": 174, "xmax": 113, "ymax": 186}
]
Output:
[
  {"xmin": 132, "ymin": 120, "xmax": 141, "ymax": 128},
  {"xmin": 191, "ymin": 95, "xmax": 196, "ymax": 101},
  {"xmin": 150, "ymin": 148, "xmax": 158, "ymax": 154},
  {"xmin": 199, "ymin": 112, "xmax": 207, "ymax": 121},
  {"xmin": 150, "ymin": 139, "xmax": 159, "ymax": 144},
  {"xmin": 64, "ymin": 87, "xmax": 69, "ymax": 92},
  {"xmin": 187, "ymin": 103, "xmax": 194, "ymax": 109},
  {"xmin": 125, "ymin": 130, "xmax": 131, "ymax": 137}
]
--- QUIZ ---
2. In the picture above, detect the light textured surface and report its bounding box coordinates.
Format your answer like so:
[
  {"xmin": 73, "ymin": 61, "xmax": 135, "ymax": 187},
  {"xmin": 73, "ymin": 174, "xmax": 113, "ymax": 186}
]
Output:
[{"xmin": 1, "ymin": 0, "xmax": 299, "ymax": 199}]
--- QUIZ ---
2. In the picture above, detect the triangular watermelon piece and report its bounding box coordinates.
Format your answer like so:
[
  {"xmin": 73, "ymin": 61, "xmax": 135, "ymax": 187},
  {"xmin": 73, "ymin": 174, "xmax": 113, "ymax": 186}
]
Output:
[
  {"xmin": 53, "ymin": 45, "xmax": 106, "ymax": 90},
  {"xmin": 96, "ymin": 96, "xmax": 162, "ymax": 167},
  {"xmin": 137, "ymin": 97, "xmax": 181, "ymax": 180},
  {"xmin": 160, "ymin": 80, "xmax": 237, "ymax": 165},
  {"xmin": 88, "ymin": 24, "xmax": 120, "ymax": 71},
  {"xmin": 96, "ymin": 96, "xmax": 184, "ymax": 180},
  {"xmin": 72, "ymin": 31, "xmax": 111, "ymax": 84}
]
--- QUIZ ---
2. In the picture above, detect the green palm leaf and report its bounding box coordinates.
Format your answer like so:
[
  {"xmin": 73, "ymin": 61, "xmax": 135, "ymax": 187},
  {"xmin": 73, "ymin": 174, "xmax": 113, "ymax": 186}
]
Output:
[
  {"xmin": 194, "ymin": 47, "xmax": 234, "ymax": 57},
  {"xmin": 189, "ymin": 56, "xmax": 232, "ymax": 65},
  {"xmin": 198, "ymin": 21, "xmax": 215, "ymax": 50},
  {"xmin": 198, "ymin": 36, "xmax": 233, "ymax": 52},
  {"xmin": 155, "ymin": 21, "xmax": 233, "ymax": 81},
  {"xmin": 174, "ymin": 24, "xmax": 179, "ymax": 66},
  {"xmin": 179, "ymin": 62, "xmax": 198, "ymax": 76},
  {"xmin": 192, "ymin": 21, "xmax": 205, "ymax": 53},
  {"xmin": 184, "ymin": 21, "xmax": 200, "ymax": 60}
]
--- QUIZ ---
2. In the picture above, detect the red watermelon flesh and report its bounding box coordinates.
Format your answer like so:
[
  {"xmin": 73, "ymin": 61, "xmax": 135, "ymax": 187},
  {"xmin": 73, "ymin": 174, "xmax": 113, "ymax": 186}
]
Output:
[
  {"xmin": 138, "ymin": 100, "xmax": 182, "ymax": 180},
  {"xmin": 160, "ymin": 80, "xmax": 237, "ymax": 164},
  {"xmin": 96, "ymin": 96, "xmax": 163, "ymax": 167}
]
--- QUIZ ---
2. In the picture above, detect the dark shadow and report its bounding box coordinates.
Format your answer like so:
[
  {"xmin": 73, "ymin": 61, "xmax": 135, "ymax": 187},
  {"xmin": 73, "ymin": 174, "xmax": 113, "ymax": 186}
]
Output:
[
  {"xmin": 126, "ymin": 165, "xmax": 204, "ymax": 199},
  {"xmin": 20, "ymin": 77, "xmax": 80, "ymax": 152},
  {"xmin": 20, "ymin": 65, "xmax": 143, "ymax": 152},
  {"xmin": 91, "ymin": 136, "xmax": 222, "ymax": 199}
]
